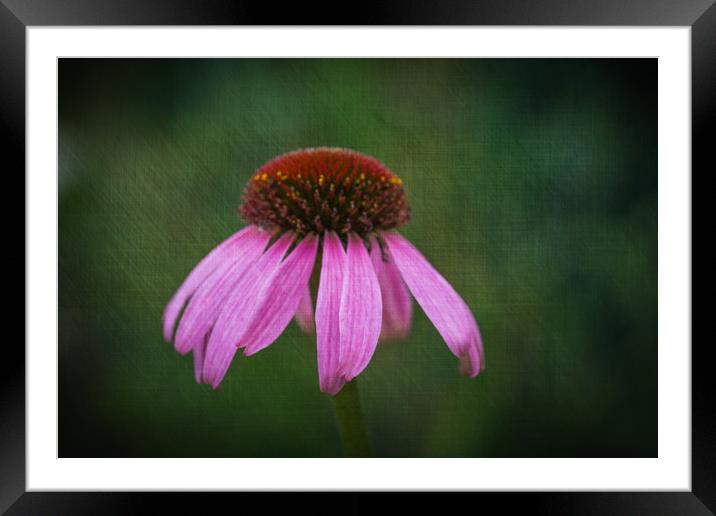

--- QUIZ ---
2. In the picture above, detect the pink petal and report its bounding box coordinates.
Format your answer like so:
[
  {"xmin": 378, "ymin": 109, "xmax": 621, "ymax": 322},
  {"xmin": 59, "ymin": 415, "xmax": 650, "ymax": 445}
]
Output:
[
  {"xmin": 243, "ymin": 235, "xmax": 319, "ymax": 356},
  {"xmin": 384, "ymin": 233, "xmax": 485, "ymax": 377},
  {"xmin": 294, "ymin": 286, "xmax": 315, "ymax": 334},
  {"xmin": 173, "ymin": 229, "xmax": 271, "ymax": 354},
  {"xmin": 370, "ymin": 236, "xmax": 412, "ymax": 342},
  {"xmin": 202, "ymin": 232, "xmax": 295, "ymax": 389},
  {"xmin": 338, "ymin": 233, "xmax": 382, "ymax": 382},
  {"xmin": 163, "ymin": 225, "xmax": 258, "ymax": 342},
  {"xmin": 193, "ymin": 338, "xmax": 207, "ymax": 384},
  {"xmin": 315, "ymin": 232, "xmax": 346, "ymax": 395}
]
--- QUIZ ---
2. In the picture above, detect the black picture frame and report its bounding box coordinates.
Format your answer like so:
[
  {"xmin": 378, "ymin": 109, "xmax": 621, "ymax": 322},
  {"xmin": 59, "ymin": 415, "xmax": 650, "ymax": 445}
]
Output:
[{"xmin": 4, "ymin": 1, "xmax": 707, "ymax": 513}]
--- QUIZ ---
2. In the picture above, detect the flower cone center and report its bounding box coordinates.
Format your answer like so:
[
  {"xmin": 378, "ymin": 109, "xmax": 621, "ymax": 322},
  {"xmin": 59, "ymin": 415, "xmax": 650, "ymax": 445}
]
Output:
[{"xmin": 239, "ymin": 147, "xmax": 411, "ymax": 236}]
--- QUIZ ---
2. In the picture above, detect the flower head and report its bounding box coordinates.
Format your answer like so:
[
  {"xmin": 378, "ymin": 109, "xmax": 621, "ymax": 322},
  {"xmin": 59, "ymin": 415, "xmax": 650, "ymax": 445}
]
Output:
[
  {"xmin": 164, "ymin": 147, "xmax": 484, "ymax": 394},
  {"xmin": 239, "ymin": 148, "xmax": 410, "ymax": 236}
]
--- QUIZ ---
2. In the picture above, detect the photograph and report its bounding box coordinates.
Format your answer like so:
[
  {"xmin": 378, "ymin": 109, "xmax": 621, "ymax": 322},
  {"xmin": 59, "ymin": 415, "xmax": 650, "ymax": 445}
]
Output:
[
  {"xmin": 58, "ymin": 57, "xmax": 657, "ymax": 459},
  {"xmin": 4, "ymin": 0, "xmax": 707, "ymax": 507}
]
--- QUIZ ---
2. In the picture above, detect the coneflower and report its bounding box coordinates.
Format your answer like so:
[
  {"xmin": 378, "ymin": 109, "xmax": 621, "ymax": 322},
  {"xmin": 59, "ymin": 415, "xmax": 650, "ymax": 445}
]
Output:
[{"xmin": 163, "ymin": 148, "xmax": 484, "ymax": 396}]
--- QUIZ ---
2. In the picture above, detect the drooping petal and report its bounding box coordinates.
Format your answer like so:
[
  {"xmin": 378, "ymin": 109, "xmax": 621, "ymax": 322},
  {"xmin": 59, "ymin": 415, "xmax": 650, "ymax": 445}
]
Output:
[
  {"xmin": 338, "ymin": 233, "xmax": 382, "ymax": 382},
  {"xmin": 315, "ymin": 232, "xmax": 346, "ymax": 395},
  {"xmin": 202, "ymin": 232, "xmax": 295, "ymax": 389},
  {"xmin": 294, "ymin": 286, "xmax": 315, "ymax": 334},
  {"xmin": 193, "ymin": 338, "xmax": 207, "ymax": 384},
  {"xmin": 370, "ymin": 236, "xmax": 412, "ymax": 341},
  {"xmin": 384, "ymin": 233, "xmax": 485, "ymax": 376},
  {"xmin": 173, "ymin": 229, "xmax": 271, "ymax": 354},
  {"xmin": 243, "ymin": 234, "xmax": 319, "ymax": 356},
  {"xmin": 163, "ymin": 225, "xmax": 258, "ymax": 342}
]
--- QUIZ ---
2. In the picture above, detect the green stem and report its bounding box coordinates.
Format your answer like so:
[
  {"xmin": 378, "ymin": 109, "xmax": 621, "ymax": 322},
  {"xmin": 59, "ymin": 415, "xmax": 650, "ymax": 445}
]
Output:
[{"xmin": 331, "ymin": 379, "xmax": 372, "ymax": 457}]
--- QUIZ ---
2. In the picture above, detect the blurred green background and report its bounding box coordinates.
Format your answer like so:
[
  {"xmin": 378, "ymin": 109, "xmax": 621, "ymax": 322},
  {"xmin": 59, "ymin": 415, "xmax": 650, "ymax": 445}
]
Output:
[{"xmin": 58, "ymin": 58, "xmax": 657, "ymax": 457}]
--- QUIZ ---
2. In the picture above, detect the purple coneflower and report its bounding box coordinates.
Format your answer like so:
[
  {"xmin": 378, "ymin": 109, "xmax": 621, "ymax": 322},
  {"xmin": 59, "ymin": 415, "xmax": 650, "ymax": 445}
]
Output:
[{"xmin": 164, "ymin": 148, "xmax": 484, "ymax": 395}]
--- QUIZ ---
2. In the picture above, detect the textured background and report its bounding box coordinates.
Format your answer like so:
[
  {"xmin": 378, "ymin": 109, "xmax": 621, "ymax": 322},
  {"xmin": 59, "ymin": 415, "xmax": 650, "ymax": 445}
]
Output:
[{"xmin": 58, "ymin": 58, "xmax": 657, "ymax": 457}]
